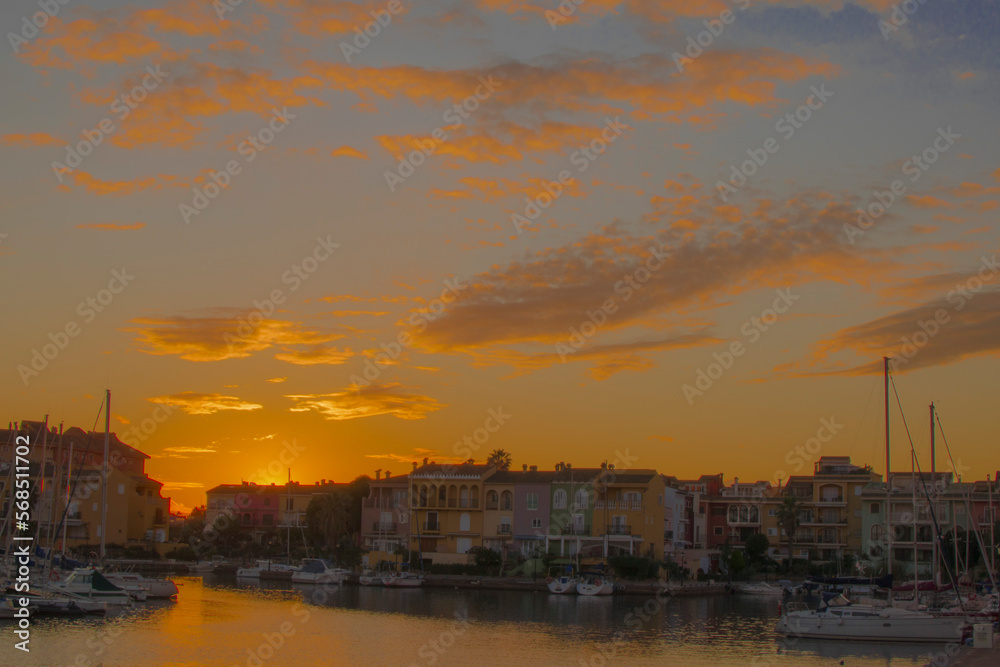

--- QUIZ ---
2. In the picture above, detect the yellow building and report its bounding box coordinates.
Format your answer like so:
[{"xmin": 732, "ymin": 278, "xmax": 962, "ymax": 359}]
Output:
[
  {"xmin": 408, "ymin": 462, "xmax": 496, "ymax": 565},
  {"xmin": 595, "ymin": 469, "xmax": 666, "ymax": 560}
]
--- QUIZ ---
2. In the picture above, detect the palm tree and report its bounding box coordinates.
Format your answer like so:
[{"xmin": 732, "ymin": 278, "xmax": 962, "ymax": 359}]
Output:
[
  {"xmin": 486, "ymin": 449, "xmax": 512, "ymax": 471},
  {"xmin": 775, "ymin": 493, "xmax": 800, "ymax": 571}
]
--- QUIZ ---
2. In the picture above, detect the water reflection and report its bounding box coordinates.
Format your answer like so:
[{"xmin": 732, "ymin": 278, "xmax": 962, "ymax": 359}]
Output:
[{"xmin": 0, "ymin": 576, "xmax": 948, "ymax": 666}]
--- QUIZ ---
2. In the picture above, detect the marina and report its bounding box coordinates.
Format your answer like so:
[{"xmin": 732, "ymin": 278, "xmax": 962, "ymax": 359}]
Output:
[{"xmin": 1, "ymin": 574, "xmax": 993, "ymax": 666}]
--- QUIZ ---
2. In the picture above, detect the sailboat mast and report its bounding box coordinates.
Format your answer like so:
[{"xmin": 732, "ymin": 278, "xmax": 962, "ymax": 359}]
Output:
[
  {"xmin": 930, "ymin": 403, "xmax": 937, "ymax": 585},
  {"xmin": 912, "ymin": 451, "xmax": 917, "ymax": 585},
  {"xmin": 100, "ymin": 389, "xmax": 110, "ymax": 561},
  {"xmin": 884, "ymin": 357, "xmax": 892, "ymax": 578}
]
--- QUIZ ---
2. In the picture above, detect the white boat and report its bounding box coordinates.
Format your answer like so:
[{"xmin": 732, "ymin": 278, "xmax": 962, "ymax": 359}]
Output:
[
  {"xmin": 738, "ymin": 582, "xmax": 787, "ymax": 596},
  {"xmin": 577, "ymin": 575, "xmax": 614, "ymax": 596},
  {"xmin": 236, "ymin": 560, "xmax": 296, "ymax": 579},
  {"xmin": 104, "ymin": 572, "xmax": 178, "ymax": 598},
  {"xmin": 188, "ymin": 560, "xmax": 216, "ymax": 573},
  {"xmin": 358, "ymin": 568, "xmax": 385, "ymax": 586},
  {"xmin": 3, "ymin": 588, "xmax": 106, "ymax": 616},
  {"xmin": 291, "ymin": 559, "xmax": 350, "ymax": 585},
  {"xmin": 546, "ymin": 573, "xmax": 578, "ymax": 594},
  {"xmin": 776, "ymin": 595, "xmax": 970, "ymax": 642},
  {"xmin": 382, "ymin": 571, "xmax": 423, "ymax": 587},
  {"xmin": 50, "ymin": 568, "xmax": 133, "ymax": 605}
]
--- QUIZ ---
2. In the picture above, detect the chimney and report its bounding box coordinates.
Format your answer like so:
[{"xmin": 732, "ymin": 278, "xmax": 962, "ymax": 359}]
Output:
[
  {"xmin": 601, "ymin": 461, "xmax": 607, "ymax": 469},
  {"xmin": 376, "ymin": 469, "xmax": 382, "ymax": 480},
  {"xmin": 412, "ymin": 461, "xmax": 418, "ymax": 471},
  {"xmin": 385, "ymin": 470, "xmax": 391, "ymax": 478},
  {"xmin": 321, "ymin": 479, "xmax": 326, "ymax": 485},
  {"xmin": 423, "ymin": 457, "xmax": 429, "ymax": 466},
  {"xmin": 529, "ymin": 466, "xmax": 537, "ymax": 472},
  {"xmin": 522, "ymin": 464, "xmax": 528, "ymax": 472}
]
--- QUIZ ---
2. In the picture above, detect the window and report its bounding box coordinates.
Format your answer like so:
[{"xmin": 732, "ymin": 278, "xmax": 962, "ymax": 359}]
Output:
[
  {"xmin": 854, "ymin": 509, "xmax": 862, "ymax": 517},
  {"xmin": 869, "ymin": 503, "xmax": 879, "ymax": 514},
  {"xmin": 286, "ymin": 498, "xmax": 294, "ymax": 510},
  {"xmin": 264, "ymin": 497, "xmax": 271, "ymax": 506},
  {"xmin": 501, "ymin": 491, "xmax": 513, "ymax": 511},
  {"xmin": 526, "ymin": 492, "xmax": 538, "ymax": 510},
  {"xmin": 531, "ymin": 518, "xmax": 541, "ymax": 529},
  {"xmin": 117, "ymin": 483, "xmax": 125, "ymax": 495},
  {"xmin": 767, "ymin": 527, "xmax": 777, "ymax": 537},
  {"xmin": 871, "ymin": 525, "xmax": 884, "ymax": 541},
  {"xmin": 855, "ymin": 485, "xmax": 863, "ymax": 496},
  {"xmin": 768, "ymin": 508, "xmax": 776, "ymax": 517},
  {"xmin": 714, "ymin": 526, "xmax": 723, "ymax": 536},
  {"xmin": 574, "ymin": 489, "xmax": 589, "ymax": 510},
  {"xmin": 553, "ymin": 489, "xmax": 567, "ymax": 509},
  {"xmin": 459, "ymin": 513, "xmax": 470, "ymax": 532},
  {"xmin": 263, "ymin": 514, "xmax": 273, "ymax": 526}
]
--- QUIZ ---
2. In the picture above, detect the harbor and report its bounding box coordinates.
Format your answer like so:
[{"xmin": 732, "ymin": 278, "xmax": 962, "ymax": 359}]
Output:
[{"xmin": 2, "ymin": 573, "xmax": 994, "ymax": 666}]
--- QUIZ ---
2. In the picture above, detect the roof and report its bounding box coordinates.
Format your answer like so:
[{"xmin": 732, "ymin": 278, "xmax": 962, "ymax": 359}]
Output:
[
  {"xmin": 206, "ymin": 482, "xmax": 345, "ymax": 495},
  {"xmin": 486, "ymin": 470, "xmax": 562, "ymax": 484},
  {"xmin": 410, "ymin": 463, "xmax": 495, "ymax": 479}
]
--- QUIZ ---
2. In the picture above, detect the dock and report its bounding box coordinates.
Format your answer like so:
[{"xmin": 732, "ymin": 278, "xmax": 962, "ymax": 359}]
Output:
[{"xmin": 946, "ymin": 644, "xmax": 1000, "ymax": 667}]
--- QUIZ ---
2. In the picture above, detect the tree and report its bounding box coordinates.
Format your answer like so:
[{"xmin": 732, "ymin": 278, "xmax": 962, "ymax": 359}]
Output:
[
  {"xmin": 730, "ymin": 549, "xmax": 746, "ymax": 577},
  {"xmin": 745, "ymin": 533, "xmax": 770, "ymax": 565},
  {"xmin": 776, "ymin": 493, "xmax": 801, "ymax": 570},
  {"xmin": 486, "ymin": 449, "xmax": 512, "ymax": 471}
]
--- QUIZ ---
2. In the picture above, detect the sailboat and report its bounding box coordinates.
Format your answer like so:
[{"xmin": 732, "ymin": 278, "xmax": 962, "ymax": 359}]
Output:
[{"xmin": 776, "ymin": 358, "xmax": 988, "ymax": 642}]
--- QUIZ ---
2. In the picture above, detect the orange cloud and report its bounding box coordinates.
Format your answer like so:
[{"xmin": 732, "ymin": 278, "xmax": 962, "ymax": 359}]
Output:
[
  {"xmin": 286, "ymin": 383, "xmax": 444, "ymax": 420},
  {"xmin": 906, "ymin": 195, "xmax": 952, "ymax": 209},
  {"xmin": 75, "ymin": 222, "xmax": 146, "ymax": 231},
  {"xmin": 150, "ymin": 392, "xmax": 263, "ymax": 415},
  {"xmin": 258, "ymin": 0, "xmax": 411, "ymax": 36},
  {"xmin": 1, "ymin": 132, "xmax": 63, "ymax": 146},
  {"xmin": 130, "ymin": 310, "xmax": 344, "ymax": 361},
  {"xmin": 61, "ymin": 171, "xmax": 187, "ymax": 196},
  {"xmin": 331, "ymin": 145, "xmax": 368, "ymax": 159},
  {"xmin": 273, "ymin": 345, "xmax": 353, "ymax": 365}
]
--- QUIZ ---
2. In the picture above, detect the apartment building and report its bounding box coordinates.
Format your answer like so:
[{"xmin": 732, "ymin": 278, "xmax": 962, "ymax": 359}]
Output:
[
  {"xmin": 407, "ymin": 462, "xmax": 495, "ymax": 565},
  {"xmin": 360, "ymin": 469, "xmax": 409, "ymax": 566},
  {"xmin": 205, "ymin": 479, "xmax": 340, "ymax": 544}
]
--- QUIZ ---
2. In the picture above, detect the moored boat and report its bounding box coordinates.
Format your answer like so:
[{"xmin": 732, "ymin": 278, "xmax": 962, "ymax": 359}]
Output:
[
  {"xmin": 104, "ymin": 572, "xmax": 178, "ymax": 598},
  {"xmin": 382, "ymin": 571, "xmax": 423, "ymax": 587},
  {"xmin": 291, "ymin": 559, "xmax": 350, "ymax": 585},
  {"xmin": 49, "ymin": 568, "xmax": 132, "ymax": 605},
  {"xmin": 577, "ymin": 575, "xmax": 614, "ymax": 596}
]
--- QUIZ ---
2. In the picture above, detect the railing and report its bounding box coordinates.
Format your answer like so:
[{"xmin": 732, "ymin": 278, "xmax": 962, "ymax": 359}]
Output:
[
  {"xmin": 500, "ymin": 503, "xmax": 512, "ymax": 511},
  {"xmin": 485, "ymin": 501, "xmax": 499, "ymax": 510},
  {"xmin": 606, "ymin": 524, "xmax": 632, "ymax": 535},
  {"xmin": 817, "ymin": 497, "xmax": 845, "ymax": 504},
  {"xmin": 497, "ymin": 524, "xmax": 512, "ymax": 535},
  {"xmin": 423, "ymin": 522, "xmax": 440, "ymax": 532},
  {"xmin": 561, "ymin": 524, "xmax": 590, "ymax": 535}
]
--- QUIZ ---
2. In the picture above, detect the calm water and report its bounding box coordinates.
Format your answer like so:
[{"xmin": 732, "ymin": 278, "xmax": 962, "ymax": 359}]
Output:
[{"xmin": 0, "ymin": 575, "xmax": 949, "ymax": 666}]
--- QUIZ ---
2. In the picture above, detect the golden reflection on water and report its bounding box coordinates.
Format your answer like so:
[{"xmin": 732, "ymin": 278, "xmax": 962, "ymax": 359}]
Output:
[{"xmin": 0, "ymin": 576, "xmax": 944, "ymax": 667}]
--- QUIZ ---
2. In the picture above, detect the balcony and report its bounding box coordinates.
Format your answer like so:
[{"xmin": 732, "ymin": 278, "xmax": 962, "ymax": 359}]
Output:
[
  {"xmin": 560, "ymin": 524, "xmax": 590, "ymax": 536},
  {"xmin": 422, "ymin": 522, "xmax": 441, "ymax": 533},
  {"xmin": 497, "ymin": 524, "xmax": 512, "ymax": 535},
  {"xmin": 606, "ymin": 524, "xmax": 632, "ymax": 536},
  {"xmin": 486, "ymin": 501, "xmax": 499, "ymax": 510},
  {"xmin": 372, "ymin": 521, "xmax": 397, "ymax": 532},
  {"xmin": 815, "ymin": 497, "xmax": 846, "ymax": 506}
]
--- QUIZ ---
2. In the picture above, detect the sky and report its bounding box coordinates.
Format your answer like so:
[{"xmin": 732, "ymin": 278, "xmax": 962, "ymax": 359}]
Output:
[{"xmin": 2, "ymin": 0, "xmax": 998, "ymax": 515}]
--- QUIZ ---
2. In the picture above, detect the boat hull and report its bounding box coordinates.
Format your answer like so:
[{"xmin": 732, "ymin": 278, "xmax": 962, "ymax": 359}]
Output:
[
  {"xmin": 547, "ymin": 577, "xmax": 577, "ymax": 594},
  {"xmin": 776, "ymin": 612, "xmax": 969, "ymax": 642}
]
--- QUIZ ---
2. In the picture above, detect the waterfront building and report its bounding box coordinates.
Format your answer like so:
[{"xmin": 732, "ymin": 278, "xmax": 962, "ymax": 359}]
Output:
[
  {"xmin": 861, "ymin": 471, "xmax": 1000, "ymax": 578},
  {"xmin": 360, "ymin": 469, "xmax": 409, "ymax": 567},
  {"xmin": 407, "ymin": 461, "xmax": 495, "ymax": 565},
  {"xmin": 594, "ymin": 467, "xmax": 666, "ymax": 559},
  {"xmin": 660, "ymin": 478, "xmax": 690, "ymax": 557},
  {"xmin": 767, "ymin": 456, "xmax": 880, "ymax": 564},
  {"xmin": 0, "ymin": 419, "xmax": 171, "ymax": 551},
  {"xmin": 205, "ymin": 479, "xmax": 341, "ymax": 544}
]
